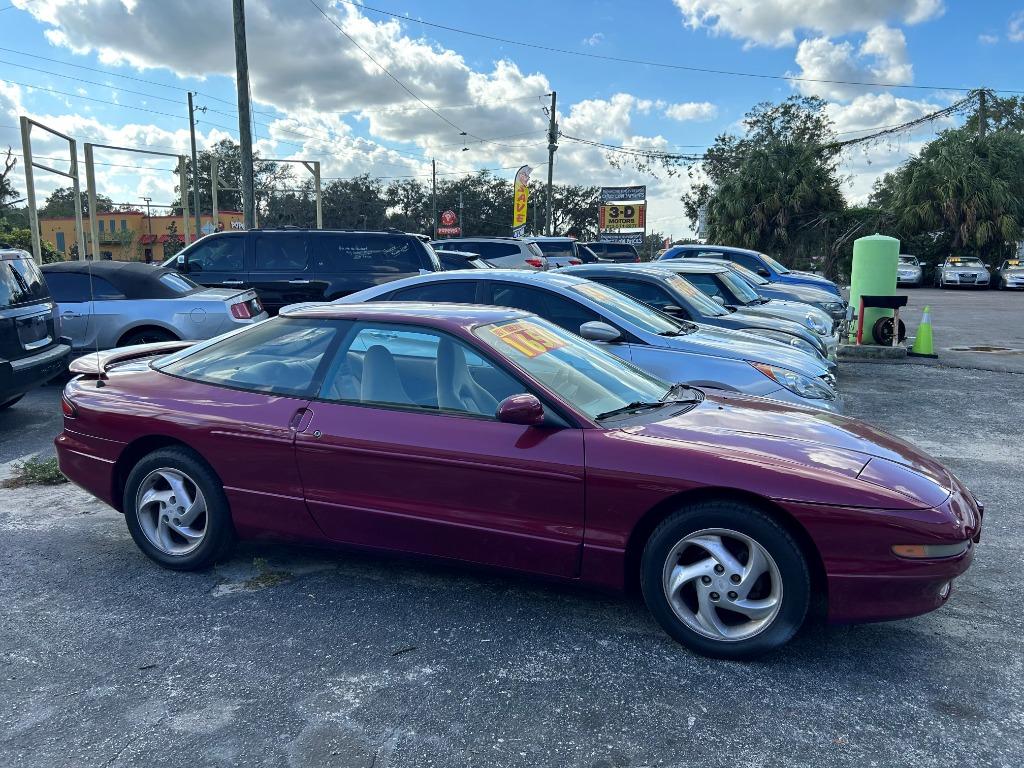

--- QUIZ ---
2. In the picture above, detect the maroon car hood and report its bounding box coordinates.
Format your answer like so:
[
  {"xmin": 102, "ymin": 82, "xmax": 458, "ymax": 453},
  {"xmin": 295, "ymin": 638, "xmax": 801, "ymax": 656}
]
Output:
[{"xmin": 628, "ymin": 391, "xmax": 951, "ymax": 486}]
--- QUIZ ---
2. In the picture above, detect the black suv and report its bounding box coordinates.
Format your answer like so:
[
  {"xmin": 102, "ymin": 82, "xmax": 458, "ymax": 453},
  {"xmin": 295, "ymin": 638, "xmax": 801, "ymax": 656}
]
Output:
[
  {"xmin": 581, "ymin": 241, "xmax": 641, "ymax": 263},
  {"xmin": 164, "ymin": 229, "xmax": 441, "ymax": 313},
  {"xmin": 0, "ymin": 247, "xmax": 71, "ymax": 410}
]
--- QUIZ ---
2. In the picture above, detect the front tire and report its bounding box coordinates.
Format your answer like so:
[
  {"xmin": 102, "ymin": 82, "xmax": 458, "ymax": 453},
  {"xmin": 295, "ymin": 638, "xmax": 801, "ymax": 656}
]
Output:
[
  {"xmin": 123, "ymin": 447, "xmax": 236, "ymax": 570},
  {"xmin": 641, "ymin": 501, "xmax": 811, "ymax": 659}
]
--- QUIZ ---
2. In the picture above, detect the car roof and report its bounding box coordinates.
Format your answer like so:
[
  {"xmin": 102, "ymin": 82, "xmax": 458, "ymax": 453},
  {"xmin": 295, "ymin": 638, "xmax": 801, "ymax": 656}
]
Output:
[
  {"xmin": 669, "ymin": 244, "xmax": 762, "ymax": 257},
  {"xmin": 41, "ymin": 260, "xmax": 194, "ymax": 299},
  {"xmin": 561, "ymin": 263, "xmax": 681, "ymax": 279},
  {"xmin": 281, "ymin": 301, "xmax": 529, "ymax": 330},
  {"xmin": 433, "ymin": 236, "xmax": 520, "ymax": 242},
  {"xmin": 434, "ymin": 249, "xmax": 480, "ymax": 256},
  {"xmin": 0, "ymin": 247, "xmax": 33, "ymax": 260},
  {"xmin": 524, "ymin": 236, "xmax": 573, "ymax": 242},
  {"xmin": 398, "ymin": 268, "xmax": 591, "ymax": 288},
  {"xmin": 648, "ymin": 261, "xmax": 729, "ymax": 274}
]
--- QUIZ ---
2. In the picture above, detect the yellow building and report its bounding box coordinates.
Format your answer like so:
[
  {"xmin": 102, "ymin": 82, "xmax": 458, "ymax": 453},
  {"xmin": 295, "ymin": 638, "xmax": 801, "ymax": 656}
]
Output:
[{"xmin": 41, "ymin": 210, "xmax": 245, "ymax": 263}]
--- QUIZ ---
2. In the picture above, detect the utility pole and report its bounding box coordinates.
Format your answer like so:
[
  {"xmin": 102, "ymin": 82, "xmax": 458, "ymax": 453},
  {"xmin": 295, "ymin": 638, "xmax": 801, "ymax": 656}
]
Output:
[
  {"xmin": 187, "ymin": 92, "xmax": 202, "ymax": 239},
  {"xmin": 232, "ymin": 0, "xmax": 255, "ymax": 229},
  {"xmin": 431, "ymin": 158, "xmax": 437, "ymax": 239},
  {"xmin": 978, "ymin": 88, "xmax": 987, "ymax": 139},
  {"xmin": 545, "ymin": 91, "xmax": 557, "ymax": 236},
  {"xmin": 141, "ymin": 197, "xmax": 152, "ymax": 234},
  {"xmin": 459, "ymin": 190, "xmax": 464, "ymax": 235}
]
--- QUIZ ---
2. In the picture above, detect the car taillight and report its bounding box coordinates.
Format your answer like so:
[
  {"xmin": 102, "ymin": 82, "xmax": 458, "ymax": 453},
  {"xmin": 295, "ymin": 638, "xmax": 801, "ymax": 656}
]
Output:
[
  {"xmin": 568, "ymin": 258, "xmax": 582, "ymax": 265},
  {"xmin": 61, "ymin": 396, "xmax": 77, "ymax": 418},
  {"xmin": 525, "ymin": 258, "xmax": 543, "ymax": 268},
  {"xmin": 230, "ymin": 302, "xmax": 253, "ymax": 319}
]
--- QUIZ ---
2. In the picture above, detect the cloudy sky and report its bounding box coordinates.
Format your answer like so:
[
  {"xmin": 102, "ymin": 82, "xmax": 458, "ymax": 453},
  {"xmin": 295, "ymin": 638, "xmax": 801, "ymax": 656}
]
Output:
[{"xmin": 1, "ymin": 0, "xmax": 1021, "ymax": 236}]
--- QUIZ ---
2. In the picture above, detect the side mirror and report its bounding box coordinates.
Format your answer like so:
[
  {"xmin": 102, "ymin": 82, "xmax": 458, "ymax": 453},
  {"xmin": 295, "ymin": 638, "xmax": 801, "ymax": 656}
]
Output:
[
  {"xmin": 176, "ymin": 254, "xmax": 188, "ymax": 273},
  {"xmin": 756, "ymin": 268, "xmax": 770, "ymax": 277},
  {"xmin": 711, "ymin": 295, "xmax": 726, "ymax": 306},
  {"xmin": 662, "ymin": 304, "xmax": 684, "ymax": 315},
  {"xmin": 495, "ymin": 393, "xmax": 545, "ymax": 426},
  {"xmin": 579, "ymin": 321, "xmax": 622, "ymax": 342}
]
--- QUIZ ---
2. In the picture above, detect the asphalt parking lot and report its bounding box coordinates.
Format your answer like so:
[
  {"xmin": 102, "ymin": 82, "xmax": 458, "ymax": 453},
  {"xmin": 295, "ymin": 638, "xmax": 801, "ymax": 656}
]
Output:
[{"xmin": 1, "ymin": 288, "xmax": 1022, "ymax": 768}]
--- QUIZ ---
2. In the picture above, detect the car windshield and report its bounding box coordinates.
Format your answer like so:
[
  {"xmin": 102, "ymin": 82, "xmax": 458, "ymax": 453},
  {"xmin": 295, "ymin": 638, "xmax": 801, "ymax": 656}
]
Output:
[
  {"xmin": 727, "ymin": 262, "xmax": 769, "ymax": 285},
  {"xmin": 664, "ymin": 274, "xmax": 728, "ymax": 316},
  {"xmin": 474, "ymin": 317, "xmax": 670, "ymax": 420},
  {"xmin": 899, "ymin": 256, "xmax": 919, "ymax": 266},
  {"xmin": 569, "ymin": 281, "xmax": 690, "ymax": 336},
  {"xmin": 532, "ymin": 241, "xmax": 575, "ymax": 259},
  {"xmin": 758, "ymin": 252, "xmax": 789, "ymax": 274},
  {"xmin": 716, "ymin": 270, "xmax": 762, "ymax": 303},
  {"xmin": 1004, "ymin": 260, "xmax": 1022, "ymax": 269},
  {"xmin": 947, "ymin": 257, "xmax": 985, "ymax": 267}
]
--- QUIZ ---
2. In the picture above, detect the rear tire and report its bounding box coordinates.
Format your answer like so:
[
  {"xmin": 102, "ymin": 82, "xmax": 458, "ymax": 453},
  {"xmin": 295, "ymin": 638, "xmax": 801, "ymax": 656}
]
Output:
[
  {"xmin": 118, "ymin": 327, "xmax": 177, "ymax": 347},
  {"xmin": 640, "ymin": 501, "xmax": 811, "ymax": 660},
  {"xmin": 123, "ymin": 447, "xmax": 236, "ymax": 570}
]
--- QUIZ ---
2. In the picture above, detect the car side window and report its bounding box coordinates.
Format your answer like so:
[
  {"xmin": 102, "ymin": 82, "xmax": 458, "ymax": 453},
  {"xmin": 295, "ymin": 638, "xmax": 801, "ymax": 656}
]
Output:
[
  {"xmin": 597, "ymin": 278, "xmax": 680, "ymax": 315},
  {"xmin": 313, "ymin": 234, "xmax": 422, "ymax": 273},
  {"xmin": 391, "ymin": 281, "xmax": 478, "ymax": 303},
  {"xmin": 319, "ymin": 323, "xmax": 525, "ymax": 417},
  {"xmin": 254, "ymin": 234, "xmax": 309, "ymax": 271},
  {"xmin": 724, "ymin": 252, "xmax": 762, "ymax": 272},
  {"xmin": 157, "ymin": 317, "xmax": 337, "ymax": 396},
  {"xmin": 490, "ymin": 283, "xmax": 600, "ymax": 333},
  {"xmin": 680, "ymin": 272, "xmax": 724, "ymax": 298},
  {"xmin": 46, "ymin": 273, "xmax": 124, "ymax": 301},
  {"xmin": 187, "ymin": 235, "xmax": 246, "ymax": 273}
]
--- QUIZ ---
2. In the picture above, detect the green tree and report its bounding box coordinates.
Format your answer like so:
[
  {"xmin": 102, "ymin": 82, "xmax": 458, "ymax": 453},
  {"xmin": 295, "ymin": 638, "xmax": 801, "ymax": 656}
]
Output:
[
  {"xmin": 163, "ymin": 220, "xmax": 185, "ymax": 259},
  {"xmin": 683, "ymin": 96, "xmax": 845, "ymax": 274},
  {"xmin": 878, "ymin": 128, "xmax": 1024, "ymax": 261},
  {"xmin": 174, "ymin": 138, "xmax": 293, "ymax": 215},
  {"xmin": 0, "ymin": 147, "xmax": 18, "ymax": 212},
  {"xmin": 0, "ymin": 227, "xmax": 63, "ymax": 263},
  {"xmin": 40, "ymin": 187, "xmax": 114, "ymax": 218}
]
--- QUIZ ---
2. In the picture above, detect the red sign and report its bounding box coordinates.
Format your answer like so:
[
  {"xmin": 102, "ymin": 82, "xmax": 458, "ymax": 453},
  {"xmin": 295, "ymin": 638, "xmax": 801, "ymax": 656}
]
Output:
[
  {"xmin": 437, "ymin": 226, "xmax": 462, "ymax": 236},
  {"xmin": 440, "ymin": 210, "xmax": 458, "ymax": 227}
]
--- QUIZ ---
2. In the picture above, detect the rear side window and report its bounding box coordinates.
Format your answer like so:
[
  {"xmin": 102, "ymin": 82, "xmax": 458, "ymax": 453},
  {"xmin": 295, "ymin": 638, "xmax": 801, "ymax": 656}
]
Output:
[
  {"xmin": 157, "ymin": 317, "xmax": 338, "ymax": 396},
  {"xmin": 314, "ymin": 234, "xmax": 423, "ymax": 273},
  {"xmin": 532, "ymin": 241, "xmax": 575, "ymax": 259},
  {"xmin": 254, "ymin": 234, "xmax": 309, "ymax": 271},
  {"xmin": 466, "ymin": 242, "xmax": 521, "ymax": 260},
  {"xmin": 391, "ymin": 281, "xmax": 478, "ymax": 303},
  {"xmin": 159, "ymin": 273, "xmax": 199, "ymax": 295},
  {"xmin": 45, "ymin": 272, "xmax": 124, "ymax": 302},
  {"xmin": 0, "ymin": 257, "xmax": 50, "ymax": 308}
]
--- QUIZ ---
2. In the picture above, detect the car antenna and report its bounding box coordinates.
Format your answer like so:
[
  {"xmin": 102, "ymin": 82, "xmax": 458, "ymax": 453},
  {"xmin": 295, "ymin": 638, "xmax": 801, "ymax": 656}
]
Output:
[{"xmin": 86, "ymin": 225, "xmax": 105, "ymax": 387}]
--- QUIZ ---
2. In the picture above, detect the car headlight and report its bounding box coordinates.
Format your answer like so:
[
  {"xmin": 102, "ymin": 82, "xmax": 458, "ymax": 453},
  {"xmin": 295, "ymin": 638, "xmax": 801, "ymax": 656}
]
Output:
[
  {"xmin": 944, "ymin": 270, "xmax": 958, "ymax": 278},
  {"xmin": 820, "ymin": 301, "xmax": 844, "ymax": 314},
  {"xmin": 750, "ymin": 361, "xmax": 836, "ymax": 400},
  {"xmin": 804, "ymin": 313, "xmax": 829, "ymax": 335}
]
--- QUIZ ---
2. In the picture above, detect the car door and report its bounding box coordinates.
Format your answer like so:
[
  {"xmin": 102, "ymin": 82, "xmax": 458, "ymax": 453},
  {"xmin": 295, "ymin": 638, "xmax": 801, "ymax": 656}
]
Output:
[
  {"xmin": 251, "ymin": 232, "xmax": 315, "ymax": 313},
  {"xmin": 294, "ymin": 321, "xmax": 586, "ymax": 577},
  {"xmin": 41, "ymin": 271, "xmax": 92, "ymax": 349},
  {"xmin": 180, "ymin": 233, "xmax": 249, "ymax": 291}
]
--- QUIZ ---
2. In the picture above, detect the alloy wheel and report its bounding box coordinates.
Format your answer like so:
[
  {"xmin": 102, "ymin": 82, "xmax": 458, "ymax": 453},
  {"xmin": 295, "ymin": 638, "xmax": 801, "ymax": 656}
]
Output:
[
  {"xmin": 135, "ymin": 467, "xmax": 208, "ymax": 556},
  {"xmin": 661, "ymin": 527, "xmax": 783, "ymax": 642}
]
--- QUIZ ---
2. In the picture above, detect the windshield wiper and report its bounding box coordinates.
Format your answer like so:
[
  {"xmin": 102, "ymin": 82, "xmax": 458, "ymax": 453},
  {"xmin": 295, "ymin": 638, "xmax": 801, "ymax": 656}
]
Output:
[
  {"xmin": 661, "ymin": 383, "xmax": 704, "ymax": 403},
  {"xmin": 594, "ymin": 401, "xmax": 665, "ymax": 420},
  {"xmin": 659, "ymin": 321, "xmax": 698, "ymax": 337}
]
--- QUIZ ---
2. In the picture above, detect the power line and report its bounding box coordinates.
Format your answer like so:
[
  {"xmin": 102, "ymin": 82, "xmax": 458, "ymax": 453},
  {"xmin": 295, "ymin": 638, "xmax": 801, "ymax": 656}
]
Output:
[
  {"xmin": 0, "ymin": 58, "xmax": 192, "ymax": 107},
  {"xmin": 339, "ymin": 0, "xmax": 1024, "ymax": 95},
  {"xmin": 0, "ymin": 0, "xmax": 40, "ymax": 12}
]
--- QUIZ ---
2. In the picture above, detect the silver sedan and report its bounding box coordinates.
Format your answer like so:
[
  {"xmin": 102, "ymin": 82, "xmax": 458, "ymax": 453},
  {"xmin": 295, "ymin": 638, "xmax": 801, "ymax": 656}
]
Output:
[
  {"xmin": 934, "ymin": 256, "xmax": 991, "ymax": 288},
  {"xmin": 897, "ymin": 255, "xmax": 923, "ymax": 287},
  {"xmin": 41, "ymin": 261, "xmax": 268, "ymax": 351}
]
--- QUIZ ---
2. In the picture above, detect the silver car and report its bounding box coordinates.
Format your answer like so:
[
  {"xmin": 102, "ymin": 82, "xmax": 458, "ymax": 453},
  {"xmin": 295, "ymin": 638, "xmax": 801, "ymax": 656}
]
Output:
[
  {"xmin": 336, "ymin": 270, "xmax": 842, "ymax": 412},
  {"xmin": 523, "ymin": 236, "xmax": 584, "ymax": 268},
  {"xmin": 897, "ymin": 255, "xmax": 923, "ymax": 287},
  {"xmin": 431, "ymin": 238, "xmax": 548, "ymax": 270},
  {"xmin": 994, "ymin": 259, "xmax": 1024, "ymax": 290},
  {"xmin": 41, "ymin": 261, "xmax": 268, "ymax": 351},
  {"xmin": 645, "ymin": 261, "xmax": 840, "ymax": 358},
  {"xmin": 934, "ymin": 256, "xmax": 991, "ymax": 288}
]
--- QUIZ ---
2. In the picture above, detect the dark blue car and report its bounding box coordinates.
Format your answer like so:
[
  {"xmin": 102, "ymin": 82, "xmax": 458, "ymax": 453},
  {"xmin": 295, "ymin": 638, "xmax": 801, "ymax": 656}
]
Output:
[{"xmin": 657, "ymin": 244, "xmax": 843, "ymax": 298}]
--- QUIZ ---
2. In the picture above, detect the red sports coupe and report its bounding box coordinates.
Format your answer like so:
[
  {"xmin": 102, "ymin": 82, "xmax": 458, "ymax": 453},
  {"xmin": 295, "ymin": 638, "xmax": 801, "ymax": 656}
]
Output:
[{"xmin": 56, "ymin": 303, "xmax": 982, "ymax": 658}]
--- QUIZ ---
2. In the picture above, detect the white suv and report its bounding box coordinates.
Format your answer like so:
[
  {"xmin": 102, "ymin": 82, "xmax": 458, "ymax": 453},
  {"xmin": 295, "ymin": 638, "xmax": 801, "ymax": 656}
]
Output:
[{"xmin": 431, "ymin": 238, "xmax": 548, "ymax": 270}]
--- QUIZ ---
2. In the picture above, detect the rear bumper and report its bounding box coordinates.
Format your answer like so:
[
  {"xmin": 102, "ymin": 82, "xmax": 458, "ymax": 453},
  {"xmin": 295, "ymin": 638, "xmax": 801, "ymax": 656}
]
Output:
[
  {"xmin": 55, "ymin": 428, "xmax": 122, "ymax": 509},
  {"xmin": 0, "ymin": 342, "xmax": 70, "ymax": 401}
]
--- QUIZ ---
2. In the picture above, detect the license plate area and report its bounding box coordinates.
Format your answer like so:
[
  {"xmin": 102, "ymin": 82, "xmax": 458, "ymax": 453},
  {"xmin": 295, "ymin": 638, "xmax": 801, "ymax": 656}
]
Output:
[{"xmin": 17, "ymin": 313, "xmax": 52, "ymax": 350}]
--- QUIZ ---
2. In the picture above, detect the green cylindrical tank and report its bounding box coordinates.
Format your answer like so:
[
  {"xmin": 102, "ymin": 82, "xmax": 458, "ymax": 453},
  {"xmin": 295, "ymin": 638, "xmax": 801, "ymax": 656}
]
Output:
[{"xmin": 848, "ymin": 234, "xmax": 899, "ymax": 344}]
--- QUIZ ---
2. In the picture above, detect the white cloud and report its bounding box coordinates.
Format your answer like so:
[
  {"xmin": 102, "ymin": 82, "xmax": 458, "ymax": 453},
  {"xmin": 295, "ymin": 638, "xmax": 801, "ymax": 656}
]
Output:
[
  {"xmin": 673, "ymin": 0, "xmax": 943, "ymax": 46},
  {"xmin": 791, "ymin": 26, "xmax": 913, "ymax": 100},
  {"xmin": 663, "ymin": 101, "xmax": 718, "ymax": 122},
  {"xmin": 1009, "ymin": 11, "xmax": 1024, "ymax": 42},
  {"xmin": 582, "ymin": 32, "xmax": 605, "ymax": 46},
  {"xmin": 978, "ymin": 33, "xmax": 999, "ymax": 45}
]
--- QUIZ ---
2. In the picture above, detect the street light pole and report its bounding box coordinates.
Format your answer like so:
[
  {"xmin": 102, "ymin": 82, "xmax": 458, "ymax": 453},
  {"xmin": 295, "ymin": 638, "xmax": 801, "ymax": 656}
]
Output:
[
  {"xmin": 141, "ymin": 197, "xmax": 152, "ymax": 234},
  {"xmin": 546, "ymin": 90, "xmax": 557, "ymax": 236},
  {"xmin": 187, "ymin": 91, "xmax": 202, "ymax": 238}
]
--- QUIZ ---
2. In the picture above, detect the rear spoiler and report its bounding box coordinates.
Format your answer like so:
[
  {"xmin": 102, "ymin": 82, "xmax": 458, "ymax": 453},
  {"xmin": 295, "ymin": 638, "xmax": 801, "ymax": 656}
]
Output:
[{"xmin": 69, "ymin": 340, "xmax": 194, "ymax": 377}]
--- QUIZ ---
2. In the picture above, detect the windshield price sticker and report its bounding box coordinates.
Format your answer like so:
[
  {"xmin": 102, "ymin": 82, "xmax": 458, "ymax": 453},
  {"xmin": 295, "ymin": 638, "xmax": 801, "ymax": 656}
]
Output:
[
  {"xmin": 492, "ymin": 321, "xmax": 567, "ymax": 358},
  {"xmin": 574, "ymin": 282, "xmax": 615, "ymax": 304}
]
